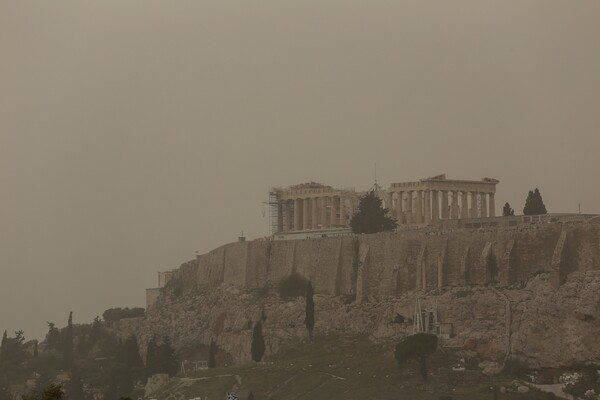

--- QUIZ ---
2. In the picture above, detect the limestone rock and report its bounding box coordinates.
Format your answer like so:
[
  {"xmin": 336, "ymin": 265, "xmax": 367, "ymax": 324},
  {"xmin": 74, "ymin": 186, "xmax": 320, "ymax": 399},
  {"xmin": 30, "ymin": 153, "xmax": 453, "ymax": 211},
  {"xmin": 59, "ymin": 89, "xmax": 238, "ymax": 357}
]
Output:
[
  {"xmin": 112, "ymin": 270, "xmax": 600, "ymax": 369},
  {"xmin": 145, "ymin": 374, "xmax": 169, "ymax": 396},
  {"xmin": 517, "ymin": 386, "xmax": 530, "ymax": 394}
]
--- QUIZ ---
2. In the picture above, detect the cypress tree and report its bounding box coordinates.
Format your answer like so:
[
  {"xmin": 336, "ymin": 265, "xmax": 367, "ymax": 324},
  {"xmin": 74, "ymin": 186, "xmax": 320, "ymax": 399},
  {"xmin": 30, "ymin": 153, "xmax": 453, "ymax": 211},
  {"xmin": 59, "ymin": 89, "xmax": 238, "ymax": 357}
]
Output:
[
  {"xmin": 305, "ymin": 281, "xmax": 315, "ymax": 341},
  {"xmin": 45, "ymin": 322, "xmax": 60, "ymax": 351},
  {"xmin": 123, "ymin": 335, "xmax": 143, "ymax": 368},
  {"xmin": 250, "ymin": 321, "xmax": 265, "ymax": 362},
  {"xmin": 502, "ymin": 202, "xmax": 515, "ymax": 216},
  {"xmin": 208, "ymin": 338, "xmax": 216, "ymax": 368},
  {"xmin": 523, "ymin": 188, "xmax": 547, "ymax": 215},
  {"xmin": 63, "ymin": 312, "xmax": 73, "ymax": 371},
  {"xmin": 145, "ymin": 337, "xmax": 158, "ymax": 376},
  {"xmin": 157, "ymin": 337, "xmax": 178, "ymax": 377}
]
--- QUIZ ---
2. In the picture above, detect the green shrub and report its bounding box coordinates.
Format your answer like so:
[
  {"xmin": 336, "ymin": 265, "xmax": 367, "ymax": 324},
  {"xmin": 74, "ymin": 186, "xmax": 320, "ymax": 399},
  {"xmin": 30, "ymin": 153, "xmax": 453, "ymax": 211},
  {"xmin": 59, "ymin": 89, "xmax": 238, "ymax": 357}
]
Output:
[
  {"xmin": 502, "ymin": 358, "xmax": 532, "ymax": 378},
  {"xmin": 277, "ymin": 273, "xmax": 309, "ymax": 300}
]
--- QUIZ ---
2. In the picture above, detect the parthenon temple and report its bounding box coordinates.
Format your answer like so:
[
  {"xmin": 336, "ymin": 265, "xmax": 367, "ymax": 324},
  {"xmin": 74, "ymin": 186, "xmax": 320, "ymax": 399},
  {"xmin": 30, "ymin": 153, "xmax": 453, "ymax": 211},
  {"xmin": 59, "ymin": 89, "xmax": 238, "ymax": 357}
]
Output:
[{"xmin": 269, "ymin": 174, "xmax": 499, "ymax": 233}]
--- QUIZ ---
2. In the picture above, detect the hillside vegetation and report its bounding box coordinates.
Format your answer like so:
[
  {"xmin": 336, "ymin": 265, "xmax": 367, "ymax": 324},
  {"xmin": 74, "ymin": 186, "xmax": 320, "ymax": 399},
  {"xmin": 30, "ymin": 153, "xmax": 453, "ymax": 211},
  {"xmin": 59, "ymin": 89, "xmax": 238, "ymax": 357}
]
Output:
[{"xmin": 151, "ymin": 335, "xmax": 558, "ymax": 400}]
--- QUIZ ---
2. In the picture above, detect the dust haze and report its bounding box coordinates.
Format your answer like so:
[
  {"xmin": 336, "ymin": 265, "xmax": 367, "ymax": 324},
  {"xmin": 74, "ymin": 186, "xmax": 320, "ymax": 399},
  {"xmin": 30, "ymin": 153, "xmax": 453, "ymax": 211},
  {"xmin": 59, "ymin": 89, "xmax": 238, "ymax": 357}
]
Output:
[{"xmin": 1, "ymin": 0, "xmax": 599, "ymax": 343}]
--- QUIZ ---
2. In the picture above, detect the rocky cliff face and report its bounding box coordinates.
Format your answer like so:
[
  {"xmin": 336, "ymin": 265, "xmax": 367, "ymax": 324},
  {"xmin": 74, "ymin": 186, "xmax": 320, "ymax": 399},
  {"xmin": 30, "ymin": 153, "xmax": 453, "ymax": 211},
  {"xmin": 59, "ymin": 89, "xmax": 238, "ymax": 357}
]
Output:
[
  {"xmin": 114, "ymin": 221, "xmax": 600, "ymax": 369},
  {"xmin": 152, "ymin": 221, "xmax": 599, "ymax": 308},
  {"xmin": 115, "ymin": 269, "xmax": 600, "ymax": 369}
]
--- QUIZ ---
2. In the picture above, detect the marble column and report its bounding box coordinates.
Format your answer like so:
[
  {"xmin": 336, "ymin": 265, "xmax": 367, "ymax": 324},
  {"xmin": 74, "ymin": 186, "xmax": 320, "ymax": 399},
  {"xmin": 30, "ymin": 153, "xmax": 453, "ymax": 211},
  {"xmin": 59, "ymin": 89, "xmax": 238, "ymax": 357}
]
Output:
[
  {"xmin": 406, "ymin": 191, "xmax": 413, "ymax": 224},
  {"xmin": 481, "ymin": 193, "xmax": 488, "ymax": 217},
  {"xmin": 303, "ymin": 197, "xmax": 310, "ymax": 230},
  {"xmin": 320, "ymin": 197, "xmax": 328, "ymax": 229},
  {"xmin": 285, "ymin": 202, "xmax": 293, "ymax": 231},
  {"xmin": 294, "ymin": 198, "xmax": 303, "ymax": 230},
  {"xmin": 385, "ymin": 193, "xmax": 393, "ymax": 215},
  {"xmin": 339, "ymin": 197, "xmax": 346, "ymax": 226},
  {"xmin": 329, "ymin": 196, "xmax": 337, "ymax": 227},
  {"xmin": 431, "ymin": 190, "xmax": 439, "ymax": 223},
  {"xmin": 396, "ymin": 192, "xmax": 404, "ymax": 224},
  {"xmin": 461, "ymin": 191, "xmax": 469, "ymax": 219},
  {"xmin": 424, "ymin": 190, "xmax": 431, "ymax": 224},
  {"xmin": 348, "ymin": 197, "xmax": 355, "ymax": 222},
  {"xmin": 441, "ymin": 190, "xmax": 449, "ymax": 219},
  {"xmin": 415, "ymin": 190, "xmax": 423, "ymax": 224},
  {"xmin": 450, "ymin": 190, "xmax": 459, "ymax": 219},
  {"xmin": 311, "ymin": 198, "xmax": 318, "ymax": 229},
  {"xmin": 470, "ymin": 192, "xmax": 478, "ymax": 218},
  {"xmin": 489, "ymin": 193, "xmax": 496, "ymax": 217}
]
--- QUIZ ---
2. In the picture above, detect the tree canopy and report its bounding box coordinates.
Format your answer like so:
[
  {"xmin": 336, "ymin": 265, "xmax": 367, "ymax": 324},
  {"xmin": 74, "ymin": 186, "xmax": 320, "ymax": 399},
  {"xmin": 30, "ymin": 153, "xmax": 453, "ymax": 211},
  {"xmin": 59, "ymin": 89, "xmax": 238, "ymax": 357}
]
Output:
[
  {"xmin": 146, "ymin": 336, "xmax": 178, "ymax": 377},
  {"xmin": 350, "ymin": 190, "xmax": 397, "ymax": 234},
  {"xmin": 394, "ymin": 333, "xmax": 438, "ymax": 381},
  {"xmin": 102, "ymin": 308, "xmax": 145, "ymax": 322},
  {"xmin": 523, "ymin": 188, "xmax": 547, "ymax": 215},
  {"xmin": 502, "ymin": 202, "xmax": 515, "ymax": 216},
  {"xmin": 208, "ymin": 338, "xmax": 217, "ymax": 368}
]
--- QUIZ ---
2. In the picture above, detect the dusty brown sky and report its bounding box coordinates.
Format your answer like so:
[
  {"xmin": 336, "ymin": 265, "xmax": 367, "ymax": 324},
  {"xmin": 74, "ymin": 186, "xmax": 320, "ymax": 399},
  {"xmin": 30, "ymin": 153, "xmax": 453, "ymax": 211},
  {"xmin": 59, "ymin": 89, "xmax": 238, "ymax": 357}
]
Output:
[{"xmin": 1, "ymin": 1, "xmax": 599, "ymax": 339}]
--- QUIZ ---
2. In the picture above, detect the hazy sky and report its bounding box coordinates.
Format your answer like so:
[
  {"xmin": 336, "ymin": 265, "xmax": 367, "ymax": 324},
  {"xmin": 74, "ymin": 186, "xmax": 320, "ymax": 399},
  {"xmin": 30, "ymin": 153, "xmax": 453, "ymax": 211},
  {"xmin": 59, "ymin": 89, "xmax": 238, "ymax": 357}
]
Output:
[{"xmin": 1, "ymin": 1, "xmax": 599, "ymax": 340}]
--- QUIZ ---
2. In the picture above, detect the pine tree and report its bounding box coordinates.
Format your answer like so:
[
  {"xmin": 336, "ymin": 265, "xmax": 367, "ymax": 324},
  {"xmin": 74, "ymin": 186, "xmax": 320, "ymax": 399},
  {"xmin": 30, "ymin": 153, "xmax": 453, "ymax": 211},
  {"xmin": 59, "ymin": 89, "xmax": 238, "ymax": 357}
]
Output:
[
  {"xmin": 0, "ymin": 330, "xmax": 26, "ymax": 375},
  {"xmin": 63, "ymin": 312, "xmax": 73, "ymax": 371},
  {"xmin": 304, "ymin": 281, "xmax": 315, "ymax": 341},
  {"xmin": 208, "ymin": 338, "xmax": 216, "ymax": 368},
  {"xmin": 523, "ymin": 188, "xmax": 547, "ymax": 215},
  {"xmin": 502, "ymin": 202, "xmax": 515, "ymax": 216},
  {"xmin": 250, "ymin": 321, "xmax": 265, "ymax": 362},
  {"xmin": 350, "ymin": 190, "xmax": 397, "ymax": 234},
  {"xmin": 157, "ymin": 337, "xmax": 178, "ymax": 377},
  {"xmin": 45, "ymin": 322, "xmax": 60, "ymax": 351},
  {"xmin": 145, "ymin": 337, "xmax": 158, "ymax": 376},
  {"xmin": 122, "ymin": 335, "xmax": 143, "ymax": 369}
]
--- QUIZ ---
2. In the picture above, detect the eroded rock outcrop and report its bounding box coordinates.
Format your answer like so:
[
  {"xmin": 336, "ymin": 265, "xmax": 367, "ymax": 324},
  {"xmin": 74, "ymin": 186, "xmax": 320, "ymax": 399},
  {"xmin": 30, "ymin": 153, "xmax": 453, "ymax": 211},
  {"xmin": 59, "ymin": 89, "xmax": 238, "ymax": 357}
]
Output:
[{"xmin": 115, "ymin": 270, "xmax": 600, "ymax": 368}]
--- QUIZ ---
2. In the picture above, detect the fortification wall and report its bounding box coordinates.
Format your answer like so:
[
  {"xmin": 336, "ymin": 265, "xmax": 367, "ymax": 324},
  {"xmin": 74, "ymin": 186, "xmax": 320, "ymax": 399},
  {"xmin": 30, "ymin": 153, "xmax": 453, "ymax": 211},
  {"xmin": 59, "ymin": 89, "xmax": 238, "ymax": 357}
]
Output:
[{"xmin": 164, "ymin": 221, "xmax": 600, "ymax": 303}]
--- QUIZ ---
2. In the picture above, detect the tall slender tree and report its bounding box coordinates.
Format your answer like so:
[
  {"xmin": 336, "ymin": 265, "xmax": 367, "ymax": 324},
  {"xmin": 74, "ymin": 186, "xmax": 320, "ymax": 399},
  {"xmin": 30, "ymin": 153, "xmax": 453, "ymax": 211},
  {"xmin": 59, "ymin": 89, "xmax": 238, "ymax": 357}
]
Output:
[
  {"xmin": 208, "ymin": 338, "xmax": 216, "ymax": 368},
  {"xmin": 63, "ymin": 312, "xmax": 73, "ymax": 371},
  {"xmin": 304, "ymin": 281, "xmax": 315, "ymax": 341},
  {"xmin": 157, "ymin": 337, "xmax": 178, "ymax": 377},
  {"xmin": 145, "ymin": 336, "xmax": 158, "ymax": 376},
  {"xmin": 250, "ymin": 321, "xmax": 265, "ymax": 362}
]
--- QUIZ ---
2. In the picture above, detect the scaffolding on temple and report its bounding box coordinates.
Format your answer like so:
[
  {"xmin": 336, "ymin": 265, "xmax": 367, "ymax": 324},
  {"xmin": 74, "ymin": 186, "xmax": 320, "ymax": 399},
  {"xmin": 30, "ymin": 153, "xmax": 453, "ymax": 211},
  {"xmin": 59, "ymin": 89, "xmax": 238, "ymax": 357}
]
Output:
[
  {"xmin": 265, "ymin": 188, "xmax": 293, "ymax": 235},
  {"xmin": 266, "ymin": 189, "xmax": 280, "ymax": 235}
]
